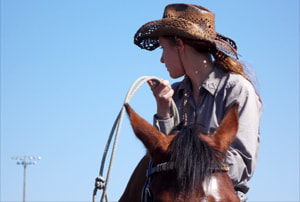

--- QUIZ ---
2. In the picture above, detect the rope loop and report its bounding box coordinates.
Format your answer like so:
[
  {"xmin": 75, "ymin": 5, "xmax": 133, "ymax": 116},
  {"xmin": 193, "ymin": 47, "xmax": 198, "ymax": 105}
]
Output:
[{"xmin": 93, "ymin": 76, "xmax": 180, "ymax": 202}]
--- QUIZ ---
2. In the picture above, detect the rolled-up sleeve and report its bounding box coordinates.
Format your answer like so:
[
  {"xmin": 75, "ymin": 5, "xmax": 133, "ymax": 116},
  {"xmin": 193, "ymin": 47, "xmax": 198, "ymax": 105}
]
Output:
[{"xmin": 153, "ymin": 115, "xmax": 175, "ymax": 135}]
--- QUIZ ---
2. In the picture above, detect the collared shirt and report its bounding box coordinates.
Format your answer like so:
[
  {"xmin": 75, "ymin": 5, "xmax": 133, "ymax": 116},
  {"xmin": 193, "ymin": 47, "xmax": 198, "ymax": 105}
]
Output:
[{"xmin": 154, "ymin": 67, "xmax": 262, "ymax": 199}]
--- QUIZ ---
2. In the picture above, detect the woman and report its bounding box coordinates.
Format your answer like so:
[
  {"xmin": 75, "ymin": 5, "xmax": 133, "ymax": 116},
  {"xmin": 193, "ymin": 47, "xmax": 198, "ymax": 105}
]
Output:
[{"xmin": 122, "ymin": 3, "xmax": 262, "ymax": 201}]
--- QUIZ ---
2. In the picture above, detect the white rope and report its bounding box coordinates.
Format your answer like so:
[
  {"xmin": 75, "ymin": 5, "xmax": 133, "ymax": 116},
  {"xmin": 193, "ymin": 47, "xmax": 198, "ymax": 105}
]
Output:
[{"xmin": 93, "ymin": 76, "xmax": 180, "ymax": 202}]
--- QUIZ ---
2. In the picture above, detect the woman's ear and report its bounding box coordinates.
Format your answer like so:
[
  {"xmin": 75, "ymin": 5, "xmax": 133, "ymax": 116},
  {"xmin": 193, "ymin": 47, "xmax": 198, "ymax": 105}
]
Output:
[{"xmin": 176, "ymin": 38, "xmax": 185, "ymax": 52}]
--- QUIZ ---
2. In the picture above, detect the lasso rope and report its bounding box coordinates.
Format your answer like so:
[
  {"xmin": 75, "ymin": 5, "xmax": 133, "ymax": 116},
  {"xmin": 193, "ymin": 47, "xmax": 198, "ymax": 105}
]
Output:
[{"xmin": 93, "ymin": 76, "xmax": 180, "ymax": 202}]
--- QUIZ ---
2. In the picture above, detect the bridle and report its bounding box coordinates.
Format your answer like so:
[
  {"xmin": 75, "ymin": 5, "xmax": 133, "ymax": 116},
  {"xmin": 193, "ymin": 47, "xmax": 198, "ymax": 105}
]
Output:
[
  {"xmin": 142, "ymin": 160, "xmax": 175, "ymax": 202},
  {"xmin": 141, "ymin": 159, "xmax": 230, "ymax": 202}
]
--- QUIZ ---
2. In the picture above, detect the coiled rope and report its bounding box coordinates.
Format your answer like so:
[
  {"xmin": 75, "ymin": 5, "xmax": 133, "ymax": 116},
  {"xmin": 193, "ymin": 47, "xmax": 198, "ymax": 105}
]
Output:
[{"xmin": 92, "ymin": 76, "xmax": 180, "ymax": 202}]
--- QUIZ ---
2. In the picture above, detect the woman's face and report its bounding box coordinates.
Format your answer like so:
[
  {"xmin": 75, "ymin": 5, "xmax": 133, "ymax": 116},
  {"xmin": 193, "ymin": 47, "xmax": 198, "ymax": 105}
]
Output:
[{"xmin": 159, "ymin": 37, "xmax": 185, "ymax": 78}]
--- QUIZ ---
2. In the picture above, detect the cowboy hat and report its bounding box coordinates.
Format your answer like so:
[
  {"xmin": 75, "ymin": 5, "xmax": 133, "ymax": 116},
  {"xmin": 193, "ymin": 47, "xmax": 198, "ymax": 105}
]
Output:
[{"xmin": 134, "ymin": 3, "xmax": 238, "ymax": 58}]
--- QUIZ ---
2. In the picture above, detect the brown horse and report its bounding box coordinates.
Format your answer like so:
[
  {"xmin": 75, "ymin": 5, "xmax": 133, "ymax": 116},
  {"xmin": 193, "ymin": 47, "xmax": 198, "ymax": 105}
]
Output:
[{"xmin": 119, "ymin": 103, "xmax": 239, "ymax": 202}]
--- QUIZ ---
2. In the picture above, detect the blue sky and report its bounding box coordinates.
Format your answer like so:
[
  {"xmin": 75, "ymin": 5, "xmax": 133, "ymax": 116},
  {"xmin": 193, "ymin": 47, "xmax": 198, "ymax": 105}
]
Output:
[{"xmin": 1, "ymin": 0, "xmax": 299, "ymax": 201}]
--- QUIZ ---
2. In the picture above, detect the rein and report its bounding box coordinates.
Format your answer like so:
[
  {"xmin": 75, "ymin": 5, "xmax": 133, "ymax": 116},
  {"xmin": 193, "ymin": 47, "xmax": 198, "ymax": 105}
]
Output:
[{"xmin": 92, "ymin": 76, "xmax": 180, "ymax": 202}]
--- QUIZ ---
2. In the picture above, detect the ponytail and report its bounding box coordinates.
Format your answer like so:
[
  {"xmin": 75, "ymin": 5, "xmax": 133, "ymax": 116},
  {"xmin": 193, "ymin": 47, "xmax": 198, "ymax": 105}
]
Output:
[
  {"xmin": 212, "ymin": 49, "xmax": 252, "ymax": 84},
  {"xmin": 212, "ymin": 49, "xmax": 261, "ymax": 102}
]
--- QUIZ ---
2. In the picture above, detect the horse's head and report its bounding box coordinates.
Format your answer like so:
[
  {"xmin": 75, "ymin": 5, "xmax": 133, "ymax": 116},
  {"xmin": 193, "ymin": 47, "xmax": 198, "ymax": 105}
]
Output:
[{"xmin": 124, "ymin": 103, "xmax": 239, "ymax": 201}]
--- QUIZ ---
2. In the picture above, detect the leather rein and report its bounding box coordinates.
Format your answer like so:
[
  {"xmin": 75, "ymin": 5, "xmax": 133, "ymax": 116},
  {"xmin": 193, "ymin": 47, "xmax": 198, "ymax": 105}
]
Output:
[{"xmin": 141, "ymin": 159, "xmax": 230, "ymax": 202}]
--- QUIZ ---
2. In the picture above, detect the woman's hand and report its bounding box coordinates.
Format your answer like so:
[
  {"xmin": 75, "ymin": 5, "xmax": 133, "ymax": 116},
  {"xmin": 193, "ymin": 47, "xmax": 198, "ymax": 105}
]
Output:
[{"xmin": 148, "ymin": 79, "xmax": 174, "ymax": 118}]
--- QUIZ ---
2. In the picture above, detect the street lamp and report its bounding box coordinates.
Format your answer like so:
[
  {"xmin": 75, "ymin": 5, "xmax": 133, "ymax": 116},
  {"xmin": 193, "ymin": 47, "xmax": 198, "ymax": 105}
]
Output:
[{"xmin": 11, "ymin": 155, "xmax": 41, "ymax": 202}]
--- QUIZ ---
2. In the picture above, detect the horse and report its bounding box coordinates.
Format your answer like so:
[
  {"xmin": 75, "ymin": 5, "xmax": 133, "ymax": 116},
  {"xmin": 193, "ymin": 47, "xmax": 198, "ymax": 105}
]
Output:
[{"xmin": 119, "ymin": 103, "xmax": 239, "ymax": 202}]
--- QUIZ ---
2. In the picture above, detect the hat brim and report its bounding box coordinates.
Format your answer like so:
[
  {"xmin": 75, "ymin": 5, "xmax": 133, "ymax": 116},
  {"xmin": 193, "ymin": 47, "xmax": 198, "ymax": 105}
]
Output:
[{"xmin": 134, "ymin": 18, "xmax": 238, "ymax": 58}]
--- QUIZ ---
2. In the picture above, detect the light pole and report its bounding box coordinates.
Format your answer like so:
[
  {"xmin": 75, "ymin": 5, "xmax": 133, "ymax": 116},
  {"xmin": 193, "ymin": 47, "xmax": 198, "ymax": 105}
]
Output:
[{"xmin": 11, "ymin": 156, "xmax": 41, "ymax": 202}]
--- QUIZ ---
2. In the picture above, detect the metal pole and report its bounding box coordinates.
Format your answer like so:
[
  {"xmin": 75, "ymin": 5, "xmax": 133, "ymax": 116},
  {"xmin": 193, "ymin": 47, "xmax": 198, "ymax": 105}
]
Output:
[
  {"xmin": 23, "ymin": 160, "xmax": 26, "ymax": 202},
  {"xmin": 11, "ymin": 155, "xmax": 41, "ymax": 202}
]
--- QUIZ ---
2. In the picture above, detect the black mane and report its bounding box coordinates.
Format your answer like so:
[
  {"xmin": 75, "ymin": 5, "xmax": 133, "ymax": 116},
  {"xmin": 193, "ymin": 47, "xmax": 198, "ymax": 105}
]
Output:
[{"xmin": 170, "ymin": 125, "xmax": 225, "ymax": 196}]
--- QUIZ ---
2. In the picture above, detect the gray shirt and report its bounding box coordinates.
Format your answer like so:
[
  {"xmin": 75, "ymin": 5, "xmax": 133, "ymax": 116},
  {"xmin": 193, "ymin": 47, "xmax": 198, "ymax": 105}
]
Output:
[{"xmin": 154, "ymin": 67, "xmax": 262, "ymax": 200}]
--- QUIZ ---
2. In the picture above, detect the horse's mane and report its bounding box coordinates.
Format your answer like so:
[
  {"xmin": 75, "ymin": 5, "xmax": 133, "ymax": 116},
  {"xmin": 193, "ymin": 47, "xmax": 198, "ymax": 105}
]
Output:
[{"xmin": 170, "ymin": 124, "xmax": 225, "ymax": 197}]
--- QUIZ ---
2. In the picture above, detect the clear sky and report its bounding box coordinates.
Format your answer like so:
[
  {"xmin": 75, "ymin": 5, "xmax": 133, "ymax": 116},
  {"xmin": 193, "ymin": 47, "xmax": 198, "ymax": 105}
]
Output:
[{"xmin": 1, "ymin": 0, "xmax": 299, "ymax": 201}]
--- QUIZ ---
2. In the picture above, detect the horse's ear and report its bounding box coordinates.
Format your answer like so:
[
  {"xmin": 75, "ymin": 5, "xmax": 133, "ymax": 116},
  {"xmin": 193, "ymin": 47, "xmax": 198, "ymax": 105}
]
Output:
[
  {"xmin": 203, "ymin": 103, "xmax": 239, "ymax": 154},
  {"xmin": 124, "ymin": 103, "xmax": 168, "ymax": 157}
]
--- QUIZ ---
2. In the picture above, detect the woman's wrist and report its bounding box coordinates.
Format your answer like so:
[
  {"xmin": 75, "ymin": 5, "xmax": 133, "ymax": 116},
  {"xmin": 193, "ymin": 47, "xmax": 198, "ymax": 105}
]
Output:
[
  {"xmin": 156, "ymin": 108, "xmax": 171, "ymax": 119},
  {"xmin": 156, "ymin": 100, "xmax": 172, "ymax": 119}
]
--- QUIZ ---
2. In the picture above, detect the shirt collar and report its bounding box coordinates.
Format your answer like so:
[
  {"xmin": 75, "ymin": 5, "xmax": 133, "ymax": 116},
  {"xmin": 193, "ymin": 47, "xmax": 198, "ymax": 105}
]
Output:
[
  {"xmin": 202, "ymin": 67, "xmax": 225, "ymax": 95},
  {"xmin": 177, "ymin": 67, "xmax": 226, "ymax": 96}
]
